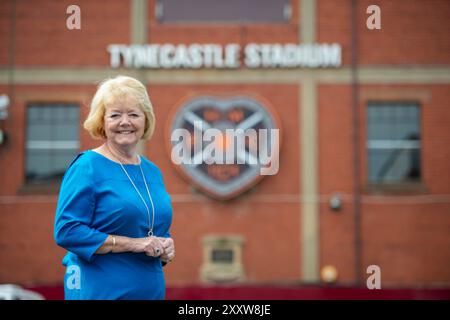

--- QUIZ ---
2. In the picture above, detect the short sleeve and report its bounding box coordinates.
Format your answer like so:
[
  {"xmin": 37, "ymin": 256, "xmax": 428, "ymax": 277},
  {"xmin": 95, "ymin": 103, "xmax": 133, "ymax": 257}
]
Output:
[{"xmin": 54, "ymin": 153, "xmax": 108, "ymax": 262}]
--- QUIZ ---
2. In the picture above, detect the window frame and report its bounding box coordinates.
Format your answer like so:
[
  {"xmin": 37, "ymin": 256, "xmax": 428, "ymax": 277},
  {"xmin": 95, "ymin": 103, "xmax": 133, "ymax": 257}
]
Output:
[
  {"xmin": 364, "ymin": 101, "xmax": 426, "ymax": 193},
  {"xmin": 154, "ymin": 0, "xmax": 292, "ymax": 25},
  {"xmin": 201, "ymin": 235, "xmax": 245, "ymax": 283},
  {"xmin": 22, "ymin": 102, "xmax": 80, "ymax": 190}
]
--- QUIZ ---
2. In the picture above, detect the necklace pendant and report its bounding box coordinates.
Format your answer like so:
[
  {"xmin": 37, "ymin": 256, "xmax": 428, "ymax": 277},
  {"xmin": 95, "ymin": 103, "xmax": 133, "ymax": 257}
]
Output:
[{"xmin": 148, "ymin": 230, "xmax": 153, "ymax": 237}]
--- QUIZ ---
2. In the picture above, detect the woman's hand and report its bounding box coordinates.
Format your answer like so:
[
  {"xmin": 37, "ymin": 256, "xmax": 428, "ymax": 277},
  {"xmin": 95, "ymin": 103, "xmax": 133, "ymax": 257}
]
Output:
[
  {"xmin": 134, "ymin": 236, "xmax": 166, "ymax": 257},
  {"xmin": 158, "ymin": 237, "xmax": 175, "ymax": 263},
  {"xmin": 96, "ymin": 235, "xmax": 170, "ymax": 258}
]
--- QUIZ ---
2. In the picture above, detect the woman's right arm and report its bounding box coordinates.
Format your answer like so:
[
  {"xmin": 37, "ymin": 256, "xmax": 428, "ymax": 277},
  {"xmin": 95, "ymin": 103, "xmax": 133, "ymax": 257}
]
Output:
[
  {"xmin": 54, "ymin": 155, "xmax": 165, "ymax": 259},
  {"xmin": 95, "ymin": 235, "xmax": 165, "ymax": 257},
  {"xmin": 54, "ymin": 155, "xmax": 109, "ymax": 262}
]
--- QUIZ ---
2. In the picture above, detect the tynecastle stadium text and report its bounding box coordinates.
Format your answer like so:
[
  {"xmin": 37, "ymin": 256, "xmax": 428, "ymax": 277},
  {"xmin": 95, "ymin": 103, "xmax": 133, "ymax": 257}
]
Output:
[{"xmin": 107, "ymin": 43, "xmax": 342, "ymax": 69}]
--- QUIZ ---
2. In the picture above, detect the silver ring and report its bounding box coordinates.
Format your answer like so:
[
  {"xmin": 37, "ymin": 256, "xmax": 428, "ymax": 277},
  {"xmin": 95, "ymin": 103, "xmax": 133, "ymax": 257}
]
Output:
[{"xmin": 155, "ymin": 248, "xmax": 161, "ymax": 255}]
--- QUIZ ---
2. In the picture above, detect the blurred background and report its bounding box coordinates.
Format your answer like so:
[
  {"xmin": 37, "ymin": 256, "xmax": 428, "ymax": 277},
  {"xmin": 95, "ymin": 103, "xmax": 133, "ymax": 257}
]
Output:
[{"xmin": 0, "ymin": 0, "xmax": 449, "ymax": 299}]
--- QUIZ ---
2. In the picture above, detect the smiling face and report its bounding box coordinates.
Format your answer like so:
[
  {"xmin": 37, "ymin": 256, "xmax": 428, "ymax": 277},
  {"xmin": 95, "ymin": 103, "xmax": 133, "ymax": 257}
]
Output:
[{"xmin": 104, "ymin": 95, "xmax": 146, "ymax": 148}]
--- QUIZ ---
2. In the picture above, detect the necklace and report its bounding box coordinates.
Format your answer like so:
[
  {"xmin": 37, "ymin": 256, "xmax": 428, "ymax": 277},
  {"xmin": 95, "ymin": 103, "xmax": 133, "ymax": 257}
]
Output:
[{"xmin": 106, "ymin": 144, "xmax": 155, "ymax": 237}]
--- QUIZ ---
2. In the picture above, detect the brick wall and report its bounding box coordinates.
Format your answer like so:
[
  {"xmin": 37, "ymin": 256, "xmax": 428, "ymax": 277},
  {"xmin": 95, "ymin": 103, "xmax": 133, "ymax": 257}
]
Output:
[
  {"xmin": 319, "ymin": 84, "xmax": 450, "ymax": 285},
  {"xmin": 0, "ymin": 0, "xmax": 449, "ymax": 288},
  {"xmin": 0, "ymin": 0, "xmax": 130, "ymax": 67},
  {"xmin": 318, "ymin": 0, "xmax": 450, "ymax": 65}
]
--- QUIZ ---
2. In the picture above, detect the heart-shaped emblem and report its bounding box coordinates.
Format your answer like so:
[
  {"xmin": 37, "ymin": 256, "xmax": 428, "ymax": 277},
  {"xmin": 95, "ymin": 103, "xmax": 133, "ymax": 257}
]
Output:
[{"xmin": 167, "ymin": 95, "xmax": 281, "ymax": 200}]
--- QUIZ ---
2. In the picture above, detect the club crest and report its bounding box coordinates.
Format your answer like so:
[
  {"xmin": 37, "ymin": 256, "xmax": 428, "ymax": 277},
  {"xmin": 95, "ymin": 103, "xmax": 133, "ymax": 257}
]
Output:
[{"xmin": 167, "ymin": 95, "xmax": 281, "ymax": 200}]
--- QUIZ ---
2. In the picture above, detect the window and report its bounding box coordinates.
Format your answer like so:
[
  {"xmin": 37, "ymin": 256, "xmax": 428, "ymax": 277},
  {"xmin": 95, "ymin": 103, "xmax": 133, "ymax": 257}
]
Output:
[
  {"xmin": 25, "ymin": 104, "xmax": 80, "ymax": 183},
  {"xmin": 156, "ymin": 0, "xmax": 291, "ymax": 24},
  {"xmin": 367, "ymin": 102, "xmax": 421, "ymax": 184},
  {"xmin": 211, "ymin": 249, "xmax": 234, "ymax": 264}
]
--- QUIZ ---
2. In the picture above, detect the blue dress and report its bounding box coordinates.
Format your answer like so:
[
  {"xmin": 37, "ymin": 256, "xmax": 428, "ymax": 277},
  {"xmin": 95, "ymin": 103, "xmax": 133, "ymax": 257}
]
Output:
[{"xmin": 54, "ymin": 150, "xmax": 173, "ymax": 300}]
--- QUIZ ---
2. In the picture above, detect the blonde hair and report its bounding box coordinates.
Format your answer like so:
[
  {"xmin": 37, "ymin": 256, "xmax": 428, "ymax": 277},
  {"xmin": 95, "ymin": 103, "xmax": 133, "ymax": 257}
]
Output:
[{"xmin": 83, "ymin": 75, "xmax": 155, "ymax": 140}]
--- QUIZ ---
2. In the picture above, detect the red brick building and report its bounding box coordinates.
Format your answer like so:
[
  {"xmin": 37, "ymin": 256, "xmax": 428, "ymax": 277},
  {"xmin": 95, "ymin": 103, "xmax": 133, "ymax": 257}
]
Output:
[{"xmin": 1, "ymin": 0, "xmax": 449, "ymax": 297}]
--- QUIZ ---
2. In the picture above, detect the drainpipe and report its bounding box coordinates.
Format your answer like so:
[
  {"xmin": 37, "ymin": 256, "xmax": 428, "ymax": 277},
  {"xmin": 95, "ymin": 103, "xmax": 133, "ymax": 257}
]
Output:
[
  {"xmin": 351, "ymin": 0, "xmax": 362, "ymax": 285},
  {"xmin": 8, "ymin": 0, "xmax": 16, "ymax": 96},
  {"xmin": 1, "ymin": 0, "xmax": 17, "ymax": 149}
]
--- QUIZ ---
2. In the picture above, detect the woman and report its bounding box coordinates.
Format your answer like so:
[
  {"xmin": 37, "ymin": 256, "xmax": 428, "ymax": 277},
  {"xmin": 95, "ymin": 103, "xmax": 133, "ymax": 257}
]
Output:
[{"xmin": 54, "ymin": 75, "xmax": 174, "ymax": 300}]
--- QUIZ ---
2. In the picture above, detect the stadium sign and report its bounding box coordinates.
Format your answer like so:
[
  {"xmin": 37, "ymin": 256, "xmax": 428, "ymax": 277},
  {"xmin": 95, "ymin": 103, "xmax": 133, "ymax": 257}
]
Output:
[{"xmin": 108, "ymin": 43, "xmax": 341, "ymax": 69}]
